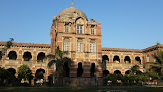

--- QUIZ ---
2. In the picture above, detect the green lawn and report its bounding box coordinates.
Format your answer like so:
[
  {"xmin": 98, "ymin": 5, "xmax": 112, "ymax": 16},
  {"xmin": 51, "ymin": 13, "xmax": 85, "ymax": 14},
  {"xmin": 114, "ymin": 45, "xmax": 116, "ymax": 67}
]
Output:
[{"xmin": 0, "ymin": 87, "xmax": 163, "ymax": 92}]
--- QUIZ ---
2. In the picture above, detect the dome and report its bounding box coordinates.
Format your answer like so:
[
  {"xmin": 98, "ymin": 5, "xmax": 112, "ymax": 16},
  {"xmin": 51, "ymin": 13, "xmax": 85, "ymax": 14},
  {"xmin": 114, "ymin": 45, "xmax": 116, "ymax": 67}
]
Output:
[{"xmin": 57, "ymin": 7, "xmax": 88, "ymax": 21}]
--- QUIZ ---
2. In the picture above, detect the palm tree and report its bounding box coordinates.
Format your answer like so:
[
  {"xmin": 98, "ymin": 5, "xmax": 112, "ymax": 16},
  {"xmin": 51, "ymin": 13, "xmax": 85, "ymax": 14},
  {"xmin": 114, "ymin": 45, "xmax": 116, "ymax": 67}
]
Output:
[
  {"xmin": 46, "ymin": 46, "xmax": 72, "ymax": 85},
  {"xmin": 149, "ymin": 50, "xmax": 163, "ymax": 75}
]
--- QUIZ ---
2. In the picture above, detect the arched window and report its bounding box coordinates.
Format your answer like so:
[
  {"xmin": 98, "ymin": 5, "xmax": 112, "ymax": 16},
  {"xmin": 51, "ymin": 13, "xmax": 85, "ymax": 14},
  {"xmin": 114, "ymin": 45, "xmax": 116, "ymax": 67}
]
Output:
[
  {"xmin": 63, "ymin": 62, "xmax": 69, "ymax": 77},
  {"xmin": 37, "ymin": 52, "xmax": 45, "ymax": 62},
  {"xmin": 113, "ymin": 55, "xmax": 120, "ymax": 63},
  {"xmin": 124, "ymin": 56, "xmax": 131, "ymax": 64},
  {"xmin": 90, "ymin": 63, "xmax": 95, "ymax": 77},
  {"xmin": 23, "ymin": 52, "xmax": 32, "ymax": 61},
  {"xmin": 8, "ymin": 51, "xmax": 17, "ymax": 60},
  {"xmin": 77, "ymin": 62, "xmax": 83, "ymax": 77},
  {"xmin": 135, "ymin": 56, "xmax": 141, "ymax": 64}
]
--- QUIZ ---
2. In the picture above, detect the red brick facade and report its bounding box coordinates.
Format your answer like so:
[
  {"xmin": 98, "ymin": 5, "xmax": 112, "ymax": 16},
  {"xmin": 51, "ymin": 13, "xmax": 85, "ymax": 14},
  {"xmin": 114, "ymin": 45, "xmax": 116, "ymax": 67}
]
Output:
[{"xmin": 0, "ymin": 6, "xmax": 163, "ymax": 86}]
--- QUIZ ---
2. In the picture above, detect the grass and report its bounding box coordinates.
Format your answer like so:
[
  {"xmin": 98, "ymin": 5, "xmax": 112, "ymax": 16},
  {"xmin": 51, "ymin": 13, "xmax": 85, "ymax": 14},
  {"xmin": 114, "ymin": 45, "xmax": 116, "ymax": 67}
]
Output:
[{"xmin": 0, "ymin": 87, "xmax": 163, "ymax": 92}]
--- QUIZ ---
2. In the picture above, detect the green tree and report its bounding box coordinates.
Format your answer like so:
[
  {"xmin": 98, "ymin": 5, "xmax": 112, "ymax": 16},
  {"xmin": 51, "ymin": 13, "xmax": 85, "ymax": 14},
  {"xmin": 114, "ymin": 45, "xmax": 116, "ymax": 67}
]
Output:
[
  {"xmin": 131, "ymin": 65, "xmax": 142, "ymax": 75},
  {"xmin": 46, "ymin": 46, "xmax": 72, "ymax": 85},
  {"xmin": 18, "ymin": 64, "xmax": 33, "ymax": 84},
  {"xmin": 149, "ymin": 50, "xmax": 163, "ymax": 76},
  {"xmin": 0, "ymin": 38, "xmax": 14, "ymax": 58},
  {"xmin": 0, "ymin": 67, "xmax": 14, "ymax": 86}
]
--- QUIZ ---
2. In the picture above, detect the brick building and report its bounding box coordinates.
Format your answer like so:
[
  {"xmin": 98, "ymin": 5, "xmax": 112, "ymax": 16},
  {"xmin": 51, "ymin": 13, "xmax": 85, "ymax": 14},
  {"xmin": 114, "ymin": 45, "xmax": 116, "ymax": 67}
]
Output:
[{"xmin": 0, "ymin": 3, "xmax": 163, "ymax": 86}]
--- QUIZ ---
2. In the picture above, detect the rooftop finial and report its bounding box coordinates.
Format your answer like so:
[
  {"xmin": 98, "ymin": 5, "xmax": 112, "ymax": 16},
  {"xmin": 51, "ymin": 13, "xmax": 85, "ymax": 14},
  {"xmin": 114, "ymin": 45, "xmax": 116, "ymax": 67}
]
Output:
[{"xmin": 71, "ymin": 1, "xmax": 73, "ymax": 7}]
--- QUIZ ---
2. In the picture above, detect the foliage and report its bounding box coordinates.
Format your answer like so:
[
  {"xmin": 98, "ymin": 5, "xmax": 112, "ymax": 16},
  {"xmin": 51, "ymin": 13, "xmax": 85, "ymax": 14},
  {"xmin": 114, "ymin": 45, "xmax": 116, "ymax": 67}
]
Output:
[
  {"xmin": 0, "ymin": 38, "xmax": 14, "ymax": 56},
  {"xmin": 46, "ymin": 46, "xmax": 72, "ymax": 85},
  {"xmin": 18, "ymin": 64, "xmax": 33, "ymax": 81},
  {"xmin": 149, "ymin": 50, "xmax": 163, "ymax": 76},
  {"xmin": 0, "ymin": 67, "xmax": 14, "ymax": 86},
  {"xmin": 35, "ymin": 71, "xmax": 44, "ymax": 80}
]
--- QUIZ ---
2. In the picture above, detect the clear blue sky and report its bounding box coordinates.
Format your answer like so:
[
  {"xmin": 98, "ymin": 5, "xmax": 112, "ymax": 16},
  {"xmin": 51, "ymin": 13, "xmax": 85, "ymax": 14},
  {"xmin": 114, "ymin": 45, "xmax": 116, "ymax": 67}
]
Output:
[{"xmin": 0, "ymin": 0, "xmax": 163, "ymax": 49}]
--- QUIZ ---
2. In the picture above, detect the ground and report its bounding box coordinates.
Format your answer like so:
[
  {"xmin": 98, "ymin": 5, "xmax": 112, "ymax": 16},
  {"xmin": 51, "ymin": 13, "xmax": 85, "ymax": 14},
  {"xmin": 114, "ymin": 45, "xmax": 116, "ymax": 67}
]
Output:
[{"xmin": 0, "ymin": 87, "xmax": 163, "ymax": 92}]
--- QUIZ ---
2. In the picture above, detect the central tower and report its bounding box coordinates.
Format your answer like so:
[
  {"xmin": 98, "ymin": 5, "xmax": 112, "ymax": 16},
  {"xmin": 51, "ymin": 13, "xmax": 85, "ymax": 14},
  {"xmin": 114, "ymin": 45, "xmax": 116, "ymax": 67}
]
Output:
[{"xmin": 50, "ymin": 4, "xmax": 103, "ymax": 85}]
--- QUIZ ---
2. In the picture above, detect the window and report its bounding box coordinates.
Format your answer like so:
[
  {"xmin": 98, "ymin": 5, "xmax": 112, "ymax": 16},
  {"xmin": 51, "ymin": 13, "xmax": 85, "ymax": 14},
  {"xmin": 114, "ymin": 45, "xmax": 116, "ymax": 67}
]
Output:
[
  {"xmin": 77, "ymin": 25, "xmax": 83, "ymax": 34},
  {"xmin": 90, "ymin": 25, "xmax": 95, "ymax": 35},
  {"xmin": 147, "ymin": 55, "xmax": 149, "ymax": 62},
  {"xmin": 77, "ymin": 39, "xmax": 84, "ymax": 52},
  {"xmin": 63, "ymin": 38, "xmax": 70, "ymax": 51},
  {"xmin": 90, "ymin": 40, "xmax": 96, "ymax": 52},
  {"xmin": 65, "ymin": 24, "xmax": 69, "ymax": 32}
]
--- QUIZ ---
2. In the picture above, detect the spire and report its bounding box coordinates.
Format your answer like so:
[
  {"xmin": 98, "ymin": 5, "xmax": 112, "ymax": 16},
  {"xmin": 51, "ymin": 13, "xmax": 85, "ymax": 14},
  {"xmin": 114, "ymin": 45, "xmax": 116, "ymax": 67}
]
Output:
[
  {"xmin": 157, "ymin": 40, "xmax": 160, "ymax": 45},
  {"xmin": 71, "ymin": 1, "xmax": 73, "ymax": 7}
]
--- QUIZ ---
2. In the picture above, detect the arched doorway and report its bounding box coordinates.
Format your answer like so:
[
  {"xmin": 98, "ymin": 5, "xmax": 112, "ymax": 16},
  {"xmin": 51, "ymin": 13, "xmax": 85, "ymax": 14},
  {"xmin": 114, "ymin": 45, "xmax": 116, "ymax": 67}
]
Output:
[
  {"xmin": 35, "ymin": 68, "xmax": 45, "ymax": 80},
  {"xmin": 7, "ymin": 68, "xmax": 16, "ymax": 76},
  {"xmin": 90, "ymin": 63, "xmax": 95, "ymax": 77},
  {"xmin": 77, "ymin": 62, "xmax": 83, "ymax": 77},
  {"xmin": 63, "ymin": 62, "xmax": 69, "ymax": 77}
]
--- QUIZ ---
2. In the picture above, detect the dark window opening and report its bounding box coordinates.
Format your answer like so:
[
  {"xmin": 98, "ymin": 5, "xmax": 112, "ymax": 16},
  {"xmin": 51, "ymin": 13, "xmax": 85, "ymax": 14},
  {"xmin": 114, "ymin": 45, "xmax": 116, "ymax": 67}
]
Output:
[
  {"xmin": 35, "ymin": 68, "xmax": 45, "ymax": 80},
  {"xmin": 77, "ymin": 63, "xmax": 83, "ymax": 77},
  {"xmin": 135, "ymin": 56, "xmax": 141, "ymax": 64},
  {"xmin": 63, "ymin": 62, "xmax": 69, "ymax": 77},
  {"xmin": 37, "ymin": 52, "xmax": 45, "ymax": 62},
  {"xmin": 90, "ymin": 63, "xmax": 95, "ymax": 77},
  {"xmin": 103, "ymin": 70, "xmax": 109, "ymax": 77},
  {"xmin": 113, "ymin": 55, "xmax": 120, "ymax": 63},
  {"xmin": 23, "ymin": 52, "xmax": 32, "ymax": 61},
  {"xmin": 8, "ymin": 51, "xmax": 17, "ymax": 60},
  {"xmin": 0, "ymin": 51, "xmax": 2, "ymax": 60},
  {"xmin": 7, "ymin": 68, "xmax": 16, "ymax": 76},
  {"xmin": 124, "ymin": 56, "xmax": 131, "ymax": 64}
]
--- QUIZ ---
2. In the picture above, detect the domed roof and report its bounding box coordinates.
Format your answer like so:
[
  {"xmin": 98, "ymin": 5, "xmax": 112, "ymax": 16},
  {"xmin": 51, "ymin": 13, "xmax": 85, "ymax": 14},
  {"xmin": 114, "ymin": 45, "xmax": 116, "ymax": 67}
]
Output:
[{"xmin": 57, "ymin": 7, "xmax": 88, "ymax": 21}]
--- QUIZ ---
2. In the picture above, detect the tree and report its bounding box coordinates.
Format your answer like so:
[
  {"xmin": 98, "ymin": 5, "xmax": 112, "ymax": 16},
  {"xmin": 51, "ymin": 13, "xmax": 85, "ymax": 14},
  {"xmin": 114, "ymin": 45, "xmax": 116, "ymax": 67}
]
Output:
[
  {"xmin": 149, "ymin": 50, "xmax": 163, "ymax": 76},
  {"xmin": 0, "ymin": 38, "xmax": 14, "ymax": 56},
  {"xmin": 131, "ymin": 65, "xmax": 142, "ymax": 75},
  {"xmin": 46, "ymin": 46, "xmax": 72, "ymax": 85},
  {"xmin": 18, "ymin": 64, "xmax": 33, "ymax": 84},
  {"xmin": 0, "ymin": 67, "xmax": 14, "ymax": 86}
]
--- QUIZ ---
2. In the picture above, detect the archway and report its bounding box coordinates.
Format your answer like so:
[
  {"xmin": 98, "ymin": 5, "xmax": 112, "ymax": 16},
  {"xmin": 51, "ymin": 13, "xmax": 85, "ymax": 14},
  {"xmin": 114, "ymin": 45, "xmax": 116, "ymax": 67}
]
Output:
[
  {"xmin": 103, "ymin": 70, "xmax": 109, "ymax": 77},
  {"xmin": 63, "ymin": 62, "xmax": 69, "ymax": 77},
  {"xmin": 35, "ymin": 68, "xmax": 45, "ymax": 80},
  {"xmin": 23, "ymin": 52, "xmax": 32, "ymax": 61},
  {"xmin": 90, "ymin": 63, "xmax": 95, "ymax": 77},
  {"xmin": 125, "ymin": 70, "xmax": 131, "ymax": 74},
  {"xmin": 135, "ymin": 56, "xmax": 141, "ymax": 64},
  {"xmin": 124, "ymin": 56, "xmax": 131, "ymax": 64},
  {"xmin": 37, "ymin": 52, "xmax": 45, "ymax": 62},
  {"xmin": 114, "ymin": 70, "xmax": 122, "ymax": 75},
  {"xmin": 7, "ymin": 68, "xmax": 16, "ymax": 76},
  {"xmin": 113, "ymin": 55, "xmax": 120, "ymax": 63},
  {"xmin": 8, "ymin": 51, "xmax": 17, "ymax": 60},
  {"xmin": 77, "ymin": 62, "xmax": 83, "ymax": 77},
  {"xmin": 102, "ymin": 55, "xmax": 109, "ymax": 63}
]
